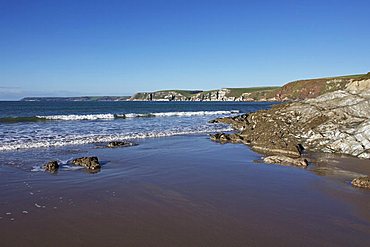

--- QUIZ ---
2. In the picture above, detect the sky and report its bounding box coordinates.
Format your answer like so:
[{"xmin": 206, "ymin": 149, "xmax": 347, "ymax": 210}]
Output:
[{"xmin": 0, "ymin": 0, "xmax": 370, "ymax": 100}]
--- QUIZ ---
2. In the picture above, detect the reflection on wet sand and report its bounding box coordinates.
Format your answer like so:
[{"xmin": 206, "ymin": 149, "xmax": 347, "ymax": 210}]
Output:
[{"xmin": 307, "ymin": 152, "xmax": 370, "ymax": 179}]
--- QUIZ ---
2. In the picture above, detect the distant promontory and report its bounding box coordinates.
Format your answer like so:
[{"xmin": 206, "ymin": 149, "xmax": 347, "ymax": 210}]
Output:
[{"xmin": 20, "ymin": 73, "xmax": 370, "ymax": 102}]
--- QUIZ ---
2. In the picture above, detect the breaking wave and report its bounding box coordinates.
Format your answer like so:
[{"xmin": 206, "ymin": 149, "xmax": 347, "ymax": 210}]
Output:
[
  {"xmin": 0, "ymin": 127, "xmax": 233, "ymax": 151},
  {"xmin": 0, "ymin": 110, "xmax": 240, "ymax": 123}
]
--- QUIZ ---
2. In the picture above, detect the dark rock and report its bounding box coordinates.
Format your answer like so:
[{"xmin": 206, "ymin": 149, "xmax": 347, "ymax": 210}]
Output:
[
  {"xmin": 107, "ymin": 141, "xmax": 137, "ymax": 148},
  {"xmin": 251, "ymin": 142, "xmax": 302, "ymax": 158},
  {"xmin": 351, "ymin": 177, "xmax": 370, "ymax": 189},
  {"xmin": 263, "ymin": 155, "xmax": 308, "ymax": 167},
  {"xmin": 210, "ymin": 105, "xmax": 302, "ymax": 157},
  {"xmin": 72, "ymin": 156, "xmax": 100, "ymax": 170},
  {"xmin": 210, "ymin": 133, "xmax": 242, "ymax": 144},
  {"xmin": 43, "ymin": 160, "xmax": 59, "ymax": 172},
  {"xmin": 209, "ymin": 114, "xmax": 249, "ymax": 130},
  {"xmin": 210, "ymin": 133, "xmax": 229, "ymax": 143}
]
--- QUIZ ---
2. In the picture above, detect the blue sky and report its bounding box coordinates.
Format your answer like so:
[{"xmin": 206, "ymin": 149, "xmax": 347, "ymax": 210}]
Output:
[{"xmin": 0, "ymin": 0, "xmax": 369, "ymax": 99}]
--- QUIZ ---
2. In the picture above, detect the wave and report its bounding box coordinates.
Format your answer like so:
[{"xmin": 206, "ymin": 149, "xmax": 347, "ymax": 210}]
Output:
[
  {"xmin": 0, "ymin": 127, "xmax": 233, "ymax": 151},
  {"xmin": 124, "ymin": 110, "xmax": 240, "ymax": 118},
  {"xmin": 0, "ymin": 116, "xmax": 50, "ymax": 123},
  {"xmin": 37, "ymin": 113, "xmax": 118, "ymax": 121},
  {"xmin": 0, "ymin": 110, "xmax": 240, "ymax": 123}
]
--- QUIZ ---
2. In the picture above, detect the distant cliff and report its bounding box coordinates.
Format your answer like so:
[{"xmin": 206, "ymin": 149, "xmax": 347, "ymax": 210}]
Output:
[
  {"xmin": 19, "ymin": 73, "xmax": 370, "ymax": 102},
  {"xmin": 129, "ymin": 73, "xmax": 370, "ymax": 102},
  {"xmin": 129, "ymin": 87, "xmax": 280, "ymax": 101}
]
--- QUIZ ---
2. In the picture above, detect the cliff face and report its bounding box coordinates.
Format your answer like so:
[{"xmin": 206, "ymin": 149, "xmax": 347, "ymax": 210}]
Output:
[
  {"xmin": 294, "ymin": 79, "xmax": 370, "ymax": 158},
  {"xmin": 129, "ymin": 73, "xmax": 370, "ymax": 102},
  {"xmin": 129, "ymin": 90, "xmax": 207, "ymax": 101},
  {"xmin": 211, "ymin": 78, "xmax": 370, "ymax": 159},
  {"xmin": 129, "ymin": 87, "xmax": 280, "ymax": 101}
]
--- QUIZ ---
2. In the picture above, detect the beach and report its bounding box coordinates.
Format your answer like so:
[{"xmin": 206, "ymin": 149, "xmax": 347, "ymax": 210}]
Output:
[
  {"xmin": 1, "ymin": 135, "xmax": 370, "ymax": 247},
  {"xmin": 2, "ymin": 0, "xmax": 370, "ymax": 246}
]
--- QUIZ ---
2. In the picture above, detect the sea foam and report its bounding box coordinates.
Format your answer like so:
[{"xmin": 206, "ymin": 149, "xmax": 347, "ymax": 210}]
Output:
[
  {"xmin": 35, "ymin": 110, "xmax": 240, "ymax": 121},
  {"xmin": 36, "ymin": 114, "xmax": 116, "ymax": 121},
  {"xmin": 0, "ymin": 127, "xmax": 233, "ymax": 151}
]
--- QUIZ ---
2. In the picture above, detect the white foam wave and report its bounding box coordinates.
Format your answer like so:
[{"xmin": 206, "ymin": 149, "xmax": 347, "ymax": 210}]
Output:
[
  {"xmin": 123, "ymin": 110, "xmax": 240, "ymax": 118},
  {"xmin": 31, "ymin": 166, "xmax": 45, "ymax": 172},
  {"xmin": 0, "ymin": 127, "xmax": 233, "ymax": 151},
  {"xmin": 123, "ymin": 113, "xmax": 153, "ymax": 118},
  {"xmin": 36, "ymin": 110, "xmax": 239, "ymax": 121},
  {"xmin": 37, "ymin": 114, "xmax": 116, "ymax": 121},
  {"xmin": 150, "ymin": 110, "xmax": 239, "ymax": 117}
]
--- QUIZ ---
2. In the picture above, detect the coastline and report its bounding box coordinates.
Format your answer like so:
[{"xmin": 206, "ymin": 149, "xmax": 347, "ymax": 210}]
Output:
[
  {"xmin": 1, "ymin": 135, "xmax": 370, "ymax": 246},
  {"xmin": 210, "ymin": 79, "xmax": 370, "ymax": 164}
]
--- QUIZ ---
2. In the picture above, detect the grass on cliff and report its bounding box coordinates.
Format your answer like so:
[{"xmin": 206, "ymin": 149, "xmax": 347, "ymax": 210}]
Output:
[
  {"xmin": 225, "ymin": 87, "xmax": 280, "ymax": 98},
  {"xmin": 299, "ymin": 73, "xmax": 369, "ymax": 81},
  {"xmin": 354, "ymin": 72, "xmax": 370, "ymax": 80},
  {"xmin": 194, "ymin": 87, "xmax": 280, "ymax": 98}
]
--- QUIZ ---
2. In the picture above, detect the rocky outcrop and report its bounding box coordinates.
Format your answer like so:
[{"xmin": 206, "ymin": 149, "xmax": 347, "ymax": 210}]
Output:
[
  {"xmin": 351, "ymin": 177, "xmax": 370, "ymax": 189},
  {"xmin": 196, "ymin": 89, "xmax": 233, "ymax": 101},
  {"xmin": 209, "ymin": 113, "xmax": 250, "ymax": 130},
  {"xmin": 130, "ymin": 90, "xmax": 200, "ymax": 101},
  {"xmin": 107, "ymin": 141, "xmax": 138, "ymax": 148},
  {"xmin": 43, "ymin": 160, "xmax": 59, "ymax": 172},
  {"xmin": 211, "ymin": 106, "xmax": 303, "ymax": 157},
  {"xmin": 210, "ymin": 133, "xmax": 243, "ymax": 143},
  {"xmin": 210, "ymin": 79, "xmax": 370, "ymax": 159},
  {"xmin": 293, "ymin": 84, "xmax": 370, "ymax": 158},
  {"xmin": 72, "ymin": 156, "xmax": 101, "ymax": 170},
  {"xmin": 263, "ymin": 156, "xmax": 308, "ymax": 167}
]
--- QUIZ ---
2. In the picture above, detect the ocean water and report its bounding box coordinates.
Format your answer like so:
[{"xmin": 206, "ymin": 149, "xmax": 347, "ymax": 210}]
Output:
[{"xmin": 0, "ymin": 101, "xmax": 274, "ymax": 151}]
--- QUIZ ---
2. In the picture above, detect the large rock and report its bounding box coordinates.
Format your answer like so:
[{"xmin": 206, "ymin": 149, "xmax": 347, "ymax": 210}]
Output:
[
  {"xmin": 210, "ymin": 79, "xmax": 370, "ymax": 159},
  {"xmin": 351, "ymin": 177, "xmax": 370, "ymax": 189},
  {"xmin": 293, "ymin": 81, "xmax": 370, "ymax": 159},
  {"xmin": 209, "ymin": 114, "xmax": 250, "ymax": 130},
  {"xmin": 107, "ymin": 141, "xmax": 137, "ymax": 148},
  {"xmin": 43, "ymin": 160, "xmax": 59, "ymax": 172},
  {"xmin": 72, "ymin": 156, "xmax": 101, "ymax": 170},
  {"xmin": 263, "ymin": 155, "xmax": 308, "ymax": 167},
  {"xmin": 210, "ymin": 133, "xmax": 243, "ymax": 144}
]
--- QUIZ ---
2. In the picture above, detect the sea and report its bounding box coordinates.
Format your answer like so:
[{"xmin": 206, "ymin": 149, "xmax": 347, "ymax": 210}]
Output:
[{"xmin": 0, "ymin": 101, "xmax": 274, "ymax": 152}]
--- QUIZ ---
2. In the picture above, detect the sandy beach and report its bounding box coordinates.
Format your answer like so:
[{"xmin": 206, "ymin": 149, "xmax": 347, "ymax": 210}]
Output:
[
  {"xmin": 1, "ymin": 135, "xmax": 369, "ymax": 247},
  {"xmin": 2, "ymin": 0, "xmax": 370, "ymax": 246}
]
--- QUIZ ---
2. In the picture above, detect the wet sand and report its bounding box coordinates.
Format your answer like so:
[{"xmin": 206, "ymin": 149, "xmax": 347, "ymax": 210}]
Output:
[{"xmin": 0, "ymin": 135, "xmax": 370, "ymax": 246}]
